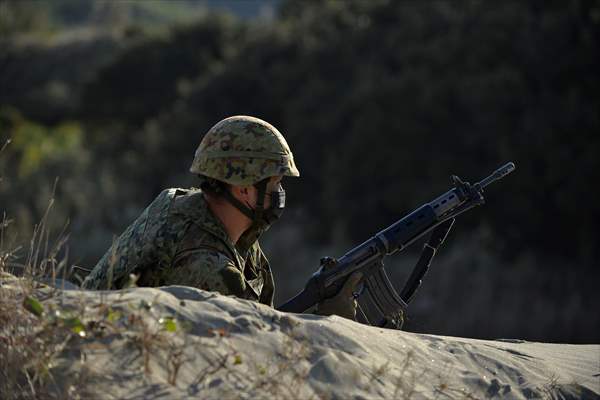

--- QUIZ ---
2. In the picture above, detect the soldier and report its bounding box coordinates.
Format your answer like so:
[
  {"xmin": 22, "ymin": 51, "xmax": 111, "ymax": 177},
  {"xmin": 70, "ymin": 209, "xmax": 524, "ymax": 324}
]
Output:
[{"xmin": 82, "ymin": 116, "xmax": 361, "ymax": 319}]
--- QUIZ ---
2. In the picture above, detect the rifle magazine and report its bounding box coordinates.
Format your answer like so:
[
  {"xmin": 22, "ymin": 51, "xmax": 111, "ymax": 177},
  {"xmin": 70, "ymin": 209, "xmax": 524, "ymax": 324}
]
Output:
[{"xmin": 357, "ymin": 264, "xmax": 406, "ymax": 329}]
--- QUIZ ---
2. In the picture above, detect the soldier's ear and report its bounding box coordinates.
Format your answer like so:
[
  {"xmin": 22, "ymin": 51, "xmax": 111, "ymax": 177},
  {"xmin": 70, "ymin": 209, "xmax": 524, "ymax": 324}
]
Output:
[
  {"xmin": 230, "ymin": 185, "xmax": 252, "ymax": 202},
  {"xmin": 230, "ymin": 185, "xmax": 242, "ymax": 198},
  {"xmin": 243, "ymin": 185, "xmax": 260, "ymax": 205}
]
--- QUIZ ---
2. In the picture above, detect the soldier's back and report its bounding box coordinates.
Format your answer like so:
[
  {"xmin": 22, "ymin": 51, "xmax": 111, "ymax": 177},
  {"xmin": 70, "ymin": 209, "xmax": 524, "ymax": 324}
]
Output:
[
  {"xmin": 81, "ymin": 188, "xmax": 274, "ymax": 305},
  {"xmin": 82, "ymin": 188, "xmax": 228, "ymax": 289}
]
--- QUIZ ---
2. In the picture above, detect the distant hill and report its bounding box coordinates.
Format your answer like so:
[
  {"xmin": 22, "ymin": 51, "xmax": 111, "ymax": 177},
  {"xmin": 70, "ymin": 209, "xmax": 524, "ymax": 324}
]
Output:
[{"xmin": 0, "ymin": 0, "xmax": 280, "ymax": 38}]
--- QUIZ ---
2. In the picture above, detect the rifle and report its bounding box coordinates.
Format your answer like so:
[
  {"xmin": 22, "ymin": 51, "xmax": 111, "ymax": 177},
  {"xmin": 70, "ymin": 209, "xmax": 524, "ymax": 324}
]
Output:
[{"xmin": 277, "ymin": 162, "xmax": 516, "ymax": 328}]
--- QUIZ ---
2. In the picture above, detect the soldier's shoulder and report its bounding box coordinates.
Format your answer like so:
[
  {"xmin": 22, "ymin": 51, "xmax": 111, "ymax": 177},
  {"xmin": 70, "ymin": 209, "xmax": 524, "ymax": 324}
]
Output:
[
  {"xmin": 164, "ymin": 187, "xmax": 205, "ymax": 212},
  {"xmin": 164, "ymin": 187, "xmax": 232, "ymax": 250},
  {"xmin": 137, "ymin": 188, "xmax": 190, "ymax": 222},
  {"xmin": 144, "ymin": 187, "xmax": 204, "ymax": 218},
  {"xmin": 127, "ymin": 187, "xmax": 202, "ymax": 238},
  {"xmin": 151, "ymin": 187, "xmax": 201, "ymax": 204}
]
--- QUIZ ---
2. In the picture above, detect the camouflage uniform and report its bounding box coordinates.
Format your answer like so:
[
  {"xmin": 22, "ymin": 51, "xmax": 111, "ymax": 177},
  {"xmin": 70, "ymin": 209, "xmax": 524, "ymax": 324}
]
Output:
[
  {"xmin": 81, "ymin": 188, "xmax": 275, "ymax": 304},
  {"xmin": 82, "ymin": 116, "xmax": 299, "ymax": 306}
]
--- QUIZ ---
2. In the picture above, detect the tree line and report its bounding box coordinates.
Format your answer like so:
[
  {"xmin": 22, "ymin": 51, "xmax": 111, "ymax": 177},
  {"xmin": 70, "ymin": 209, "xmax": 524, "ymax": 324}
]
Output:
[{"xmin": 1, "ymin": 0, "xmax": 598, "ymax": 342}]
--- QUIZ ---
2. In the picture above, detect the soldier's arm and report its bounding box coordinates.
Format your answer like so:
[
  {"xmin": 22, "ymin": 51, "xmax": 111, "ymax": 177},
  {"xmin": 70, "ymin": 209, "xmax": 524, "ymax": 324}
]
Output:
[
  {"xmin": 166, "ymin": 249, "xmax": 248, "ymax": 299},
  {"xmin": 81, "ymin": 221, "xmax": 144, "ymax": 290}
]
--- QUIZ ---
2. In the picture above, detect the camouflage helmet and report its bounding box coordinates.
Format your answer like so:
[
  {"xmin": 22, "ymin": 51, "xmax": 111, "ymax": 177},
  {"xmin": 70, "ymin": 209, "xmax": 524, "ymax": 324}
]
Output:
[{"xmin": 190, "ymin": 115, "xmax": 300, "ymax": 186}]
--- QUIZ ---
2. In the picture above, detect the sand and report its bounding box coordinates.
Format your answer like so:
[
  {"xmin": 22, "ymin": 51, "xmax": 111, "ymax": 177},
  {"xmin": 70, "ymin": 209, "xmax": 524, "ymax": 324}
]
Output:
[{"xmin": 3, "ymin": 279, "xmax": 599, "ymax": 399}]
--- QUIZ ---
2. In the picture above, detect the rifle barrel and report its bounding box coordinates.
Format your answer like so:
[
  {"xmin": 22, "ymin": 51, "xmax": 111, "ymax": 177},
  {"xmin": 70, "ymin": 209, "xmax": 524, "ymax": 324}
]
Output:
[{"xmin": 477, "ymin": 162, "xmax": 515, "ymax": 189}]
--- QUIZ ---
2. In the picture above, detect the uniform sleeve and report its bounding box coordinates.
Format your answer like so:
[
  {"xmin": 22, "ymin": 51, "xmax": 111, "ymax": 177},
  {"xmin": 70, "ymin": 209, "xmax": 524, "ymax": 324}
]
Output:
[
  {"xmin": 82, "ymin": 215, "xmax": 150, "ymax": 290},
  {"xmin": 166, "ymin": 249, "xmax": 248, "ymax": 298}
]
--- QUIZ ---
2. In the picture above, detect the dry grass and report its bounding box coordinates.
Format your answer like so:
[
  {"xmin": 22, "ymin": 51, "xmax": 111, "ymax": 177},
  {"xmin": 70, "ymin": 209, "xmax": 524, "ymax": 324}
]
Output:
[
  {"xmin": 0, "ymin": 231, "xmax": 583, "ymax": 400},
  {"xmin": 0, "ymin": 176, "xmax": 86, "ymax": 398},
  {"xmin": 1, "ymin": 206, "xmax": 580, "ymax": 399}
]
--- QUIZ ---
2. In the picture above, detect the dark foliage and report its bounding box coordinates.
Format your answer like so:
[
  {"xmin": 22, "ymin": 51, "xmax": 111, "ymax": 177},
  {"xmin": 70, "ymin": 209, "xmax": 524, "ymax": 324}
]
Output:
[{"xmin": 1, "ymin": 0, "xmax": 598, "ymax": 342}]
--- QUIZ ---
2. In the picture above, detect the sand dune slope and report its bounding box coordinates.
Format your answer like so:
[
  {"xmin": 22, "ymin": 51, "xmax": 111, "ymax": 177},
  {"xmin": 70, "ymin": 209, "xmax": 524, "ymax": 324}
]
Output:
[{"xmin": 3, "ymin": 281, "xmax": 599, "ymax": 399}]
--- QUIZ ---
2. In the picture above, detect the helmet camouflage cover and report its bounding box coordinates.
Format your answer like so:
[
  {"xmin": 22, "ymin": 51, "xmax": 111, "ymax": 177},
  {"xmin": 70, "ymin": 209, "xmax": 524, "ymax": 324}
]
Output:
[{"xmin": 190, "ymin": 115, "xmax": 300, "ymax": 186}]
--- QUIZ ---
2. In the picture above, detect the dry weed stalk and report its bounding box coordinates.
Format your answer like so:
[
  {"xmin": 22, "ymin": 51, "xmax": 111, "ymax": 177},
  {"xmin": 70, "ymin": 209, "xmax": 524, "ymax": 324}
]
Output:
[
  {"xmin": 0, "ymin": 272, "xmax": 90, "ymax": 399},
  {"xmin": 0, "ymin": 168, "xmax": 86, "ymax": 399}
]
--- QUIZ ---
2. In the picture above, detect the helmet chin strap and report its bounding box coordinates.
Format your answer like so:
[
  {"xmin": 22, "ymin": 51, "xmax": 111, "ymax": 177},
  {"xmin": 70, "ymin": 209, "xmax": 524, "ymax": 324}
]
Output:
[
  {"xmin": 220, "ymin": 178, "xmax": 269, "ymax": 224},
  {"xmin": 201, "ymin": 176, "xmax": 284, "ymax": 252}
]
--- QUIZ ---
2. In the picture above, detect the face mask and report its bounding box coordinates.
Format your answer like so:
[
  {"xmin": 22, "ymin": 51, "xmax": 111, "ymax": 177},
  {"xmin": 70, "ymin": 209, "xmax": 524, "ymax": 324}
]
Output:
[{"xmin": 261, "ymin": 183, "xmax": 286, "ymax": 225}]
